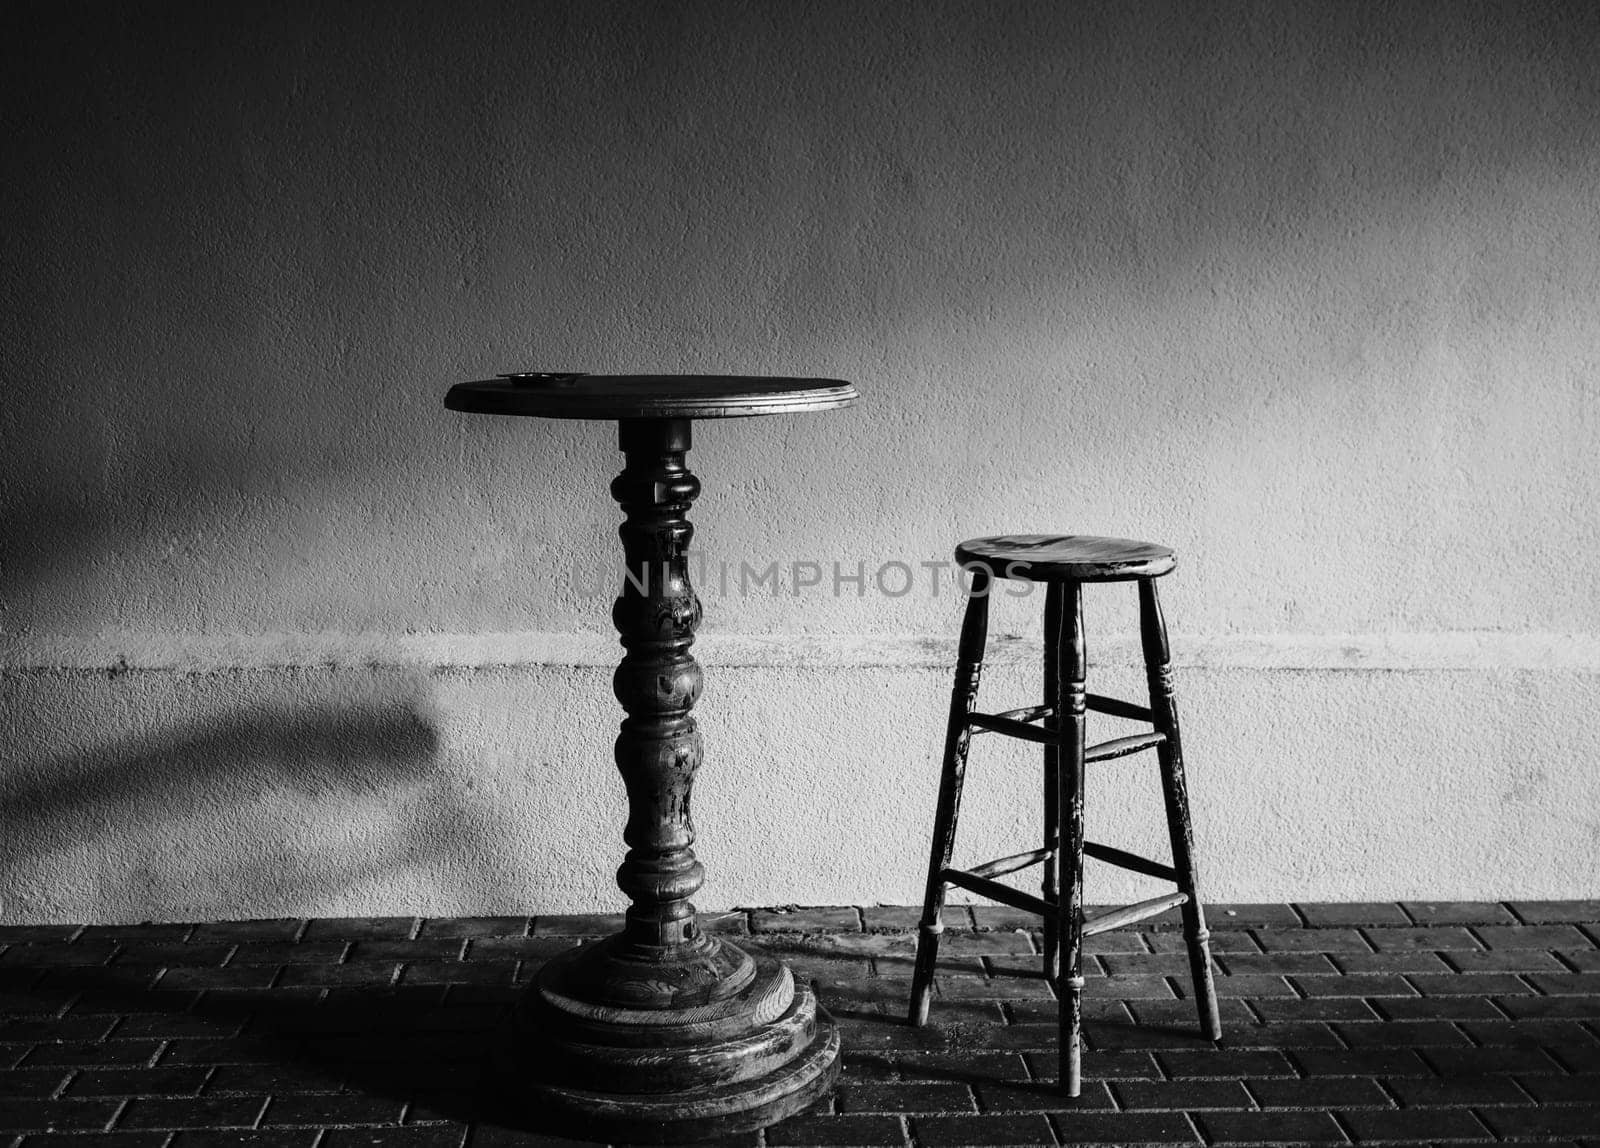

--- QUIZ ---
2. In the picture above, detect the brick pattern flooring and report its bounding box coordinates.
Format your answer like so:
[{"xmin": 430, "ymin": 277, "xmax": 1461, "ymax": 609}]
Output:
[{"xmin": 0, "ymin": 904, "xmax": 1596, "ymax": 1146}]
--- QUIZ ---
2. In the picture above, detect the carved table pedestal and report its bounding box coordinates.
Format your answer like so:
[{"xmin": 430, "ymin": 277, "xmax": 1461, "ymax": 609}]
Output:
[{"xmin": 444, "ymin": 374, "xmax": 858, "ymax": 1143}]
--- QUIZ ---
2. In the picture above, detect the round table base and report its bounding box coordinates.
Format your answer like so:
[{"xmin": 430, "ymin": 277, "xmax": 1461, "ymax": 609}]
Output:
[{"xmin": 492, "ymin": 945, "xmax": 840, "ymax": 1143}]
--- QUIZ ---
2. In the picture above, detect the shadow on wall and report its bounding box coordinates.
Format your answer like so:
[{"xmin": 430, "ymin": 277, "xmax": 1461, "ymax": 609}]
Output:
[
  {"xmin": 10, "ymin": 0, "xmax": 1598, "ymax": 583},
  {"xmin": 6, "ymin": 1, "xmax": 1600, "ymax": 643},
  {"xmin": 0, "ymin": 443, "xmax": 294, "ymax": 631},
  {"xmin": 0, "ymin": 673, "xmax": 535, "ymax": 923}
]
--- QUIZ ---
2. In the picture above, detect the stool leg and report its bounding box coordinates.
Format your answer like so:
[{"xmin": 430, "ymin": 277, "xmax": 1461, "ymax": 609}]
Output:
[
  {"xmin": 1041, "ymin": 583, "xmax": 1063, "ymax": 986},
  {"xmin": 1054, "ymin": 581, "xmax": 1087, "ymax": 1096},
  {"xmin": 909, "ymin": 565, "xmax": 993, "ymax": 1027},
  {"xmin": 1139, "ymin": 578, "xmax": 1222, "ymax": 1042}
]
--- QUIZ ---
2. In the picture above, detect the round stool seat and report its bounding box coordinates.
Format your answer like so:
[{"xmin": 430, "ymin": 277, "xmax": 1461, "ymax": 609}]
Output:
[{"xmin": 956, "ymin": 534, "xmax": 1174, "ymax": 582}]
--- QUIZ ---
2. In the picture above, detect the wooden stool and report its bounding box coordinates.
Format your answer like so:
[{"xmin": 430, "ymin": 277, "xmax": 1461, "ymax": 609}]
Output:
[{"xmin": 907, "ymin": 535, "xmax": 1222, "ymax": 1096}]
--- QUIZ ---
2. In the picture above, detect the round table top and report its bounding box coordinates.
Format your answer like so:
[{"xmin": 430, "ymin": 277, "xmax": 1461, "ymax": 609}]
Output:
[{"xmin": 444, "ymin": 373, "xmax": 858, "ymax": 420}]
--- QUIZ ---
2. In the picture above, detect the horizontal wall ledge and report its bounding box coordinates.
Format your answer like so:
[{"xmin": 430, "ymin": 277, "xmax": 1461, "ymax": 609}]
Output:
[{"xmin": 3, "ymin": 630, "xmax": 1598, "ymax": 674}]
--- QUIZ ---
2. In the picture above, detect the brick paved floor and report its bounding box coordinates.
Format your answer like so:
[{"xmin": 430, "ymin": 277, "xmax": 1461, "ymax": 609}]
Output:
[{"xmin": 0, "ymin": 903, "xmax": 1597, "ymax": 1146}]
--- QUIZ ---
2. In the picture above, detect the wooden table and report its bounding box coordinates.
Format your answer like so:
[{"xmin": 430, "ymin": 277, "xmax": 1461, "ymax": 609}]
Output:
[{"xmin": 444, "ymin": 373, "xmax": 859, "ymax": 1143}]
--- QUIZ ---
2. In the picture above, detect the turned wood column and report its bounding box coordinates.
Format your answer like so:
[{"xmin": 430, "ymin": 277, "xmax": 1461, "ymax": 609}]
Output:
[
  {"xmin": 549, "ymin": 416, "xmax": 749, "ymax": 1012},
  {"xmin": 610, "ymin": 417, "xmax": 707, "ymax": 952}
]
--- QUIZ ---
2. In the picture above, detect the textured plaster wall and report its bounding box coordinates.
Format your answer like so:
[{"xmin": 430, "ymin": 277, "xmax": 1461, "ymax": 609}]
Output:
[{"xmin": 3, "ymin": 1, "xmax": 1598, "ymax": 922}]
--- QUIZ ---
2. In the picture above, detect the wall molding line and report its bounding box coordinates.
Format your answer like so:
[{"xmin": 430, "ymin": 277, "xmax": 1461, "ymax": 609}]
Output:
[{"xmin": 3, "ymin": 630, "xmax": 1597, "ymax": 674}]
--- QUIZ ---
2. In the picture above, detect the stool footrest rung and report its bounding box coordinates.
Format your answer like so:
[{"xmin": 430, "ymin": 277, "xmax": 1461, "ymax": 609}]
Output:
[
  {"xmin": 967, "ymin": 711, "xmax": 1055, "ymax": 743},
  {"xmin": 966, "ymin": 722, "xmax": 1167, "ymax": 762},
  {"xmin": 968, "ymin": 847, "xmax": 1054, "ymax": 881},
  {"xmin": 992, "ymin": 704, "xmax": 1053, "ymax": 725},
  {"xmin": 974, "ymin": 698, "xmax": 1154, "ymax": 727},
  {"xmin": 1086, "ymin": 693, "xmax": 1154, "ymax": 723},
  {"xmin": 1082, "ymin": 841, "xmax": 1177, "ymax": 882},
  {"xmin": 1082, "ymin": 892, "xmax": 1189, "ymax": 936},
  {"xmin": 1084, "ymin": 732, "xmax": 1166, "ymax": 762},
  {"xmin": 942, "ymin": 868, "xmax": 1056, "ymax": 920}
]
